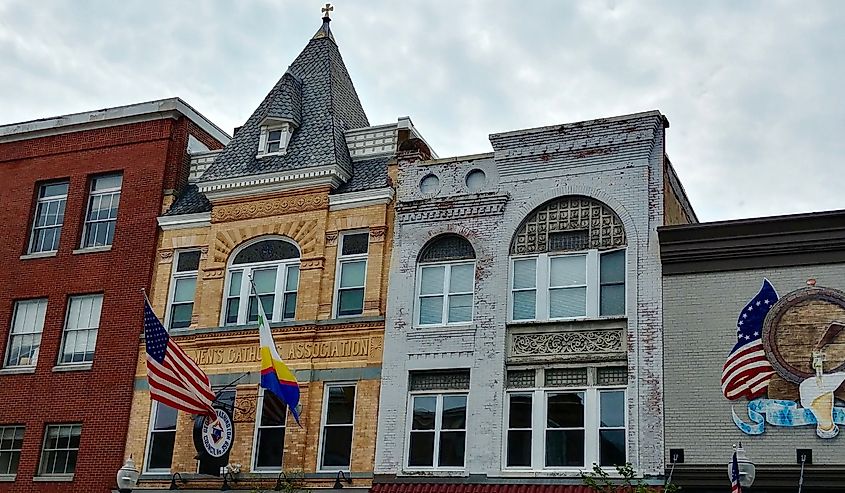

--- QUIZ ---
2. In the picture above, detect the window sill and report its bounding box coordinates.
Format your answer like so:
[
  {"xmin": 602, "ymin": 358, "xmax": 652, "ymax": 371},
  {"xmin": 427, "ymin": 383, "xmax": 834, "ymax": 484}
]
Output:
[
  {"xmin": 72, "ymin": 245, "xmax": 112, "ymax": 255},
  {"xmin": 401, "ymin": 468, "xmax": 467, "ymax": 476},
  {"xmin": 52, "ymin": 363, "xmax": 93, "ymax": 372},
  {"xmin": 256, "ymin": 151, "xmax": 286, "ymax": 159},
  {"xmin": 20, "ymin": 251, "xmax": 57, "ymax": 260},
  {"xmin": 497, "ymin": 468, "xmax": 623, "ymax": 478},
  {"xmin": 33, "ymin": 475, "xmax": 74, "ymax": 482},
  {"xmin": 0, "ymin": 474, "xmax": 15, "ymax": 482},
  {"xmin": 0, "ymin": 367, "xmax": 36, "ymax": 375}
]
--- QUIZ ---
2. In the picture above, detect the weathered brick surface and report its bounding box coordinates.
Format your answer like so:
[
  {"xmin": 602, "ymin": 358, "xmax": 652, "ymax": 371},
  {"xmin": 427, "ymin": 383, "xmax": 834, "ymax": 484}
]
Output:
[
  {"xmin": 0, "ymin": 116, "xmax": 221, "ymax": 492},
  {"xmin": 663, "ymin": 267, "xmax": 845, "ymax": 466}
]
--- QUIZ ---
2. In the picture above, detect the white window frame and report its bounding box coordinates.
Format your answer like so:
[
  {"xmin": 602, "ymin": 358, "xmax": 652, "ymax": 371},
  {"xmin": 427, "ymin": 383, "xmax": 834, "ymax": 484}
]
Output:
[
  {"xmin": 28, "ymin": 181, "xmax": 69, "ymax": 254},
  {"xmin": 0, "ymin": 425, "xmax": 24, "ymax": 477},
  {"xmin": 257, "ymin": 123, "xmax": 293, "ymax": 157},
  {"xmin": 404, "ymin": 391, "xmax": 469, "ymax": 471},
  {"xmin": 414, "ymin": 261, "xmax": 476, "ymax": 327},
  {"xmin": 317, "ymin": 382, "xmax": 357, "ymax": 472},
  {"xmin": 38, "ymin": 423, "xmax": 82, "ymax": 477},
  {"xmin": 221, "ymin": 238, "xmax": 300, "ymax": 327},
  {"xmin": 251, "ymin": 388, "xmax": 288, "ymax": 472},
  {"xmin": 333, "ymin": 231, "xmax": 369, "ymax": 318},
  {"xmin": 165, "ymin": 250, "xmax": 200, "ymax": 330},
  {"xmin": 4, "ymin": 299, "xmax": 48, "ymax": 369},
  {"xmin": 58, "ymin": 294, "xmax": 103, "ymax": 366},
  {"xmin": 143, "ymin": 402, "xmax": 177, "ymax": 474},
  {"xmin": 501, "ymin": 370, "xmax": 627, "ymax": 472},
  {"xmin": 508, "ymin": 248, "xmax": 626, "ymax": 323},
  {"xmin": 81, "ymin": 173, "xmax": 122, "ymax": 249}
]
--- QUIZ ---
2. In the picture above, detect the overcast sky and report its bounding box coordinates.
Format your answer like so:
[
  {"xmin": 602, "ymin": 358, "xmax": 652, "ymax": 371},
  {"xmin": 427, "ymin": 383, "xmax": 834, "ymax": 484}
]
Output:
[{"xmin": 1, "ymin": 0, "xmax": 842, "ymax": 221}]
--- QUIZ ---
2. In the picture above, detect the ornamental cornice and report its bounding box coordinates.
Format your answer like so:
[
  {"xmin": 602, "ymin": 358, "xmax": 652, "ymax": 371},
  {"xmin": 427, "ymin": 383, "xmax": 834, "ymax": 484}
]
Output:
[
  {"xmin": 397, "ymin": 193, "xmax": 509, "ymax": 224},
  {"xmin": 508, "ymin": 328, "xmax": 624, "ymax": 361},
  {"xmin": 369, "ymin": 226, "xmax": 387, "ymax": 242},
  {"xmin": 299, "ymin": 257, "xmax": 325, "ymax": 270},
  {"xmin": 211, "ymin": 193, "xmax": 328, "ymax": 223}
]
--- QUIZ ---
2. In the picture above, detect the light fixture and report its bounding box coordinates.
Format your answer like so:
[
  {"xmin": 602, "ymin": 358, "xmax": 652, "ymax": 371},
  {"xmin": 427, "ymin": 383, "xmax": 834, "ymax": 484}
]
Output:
[
  {"xmin": 727, "ymin": 443, "xmax": 756, "ymax": 488},
  {"xmin": 116, "ymin": 456, "xmax": 140, "ymax": 493},
  {"xmin": 275, "ymin": 471, "xmax": 288, "ymax": 491},
  {"xmin": 170, "ymin": 472, "xmax": 185, "ymax": 490},
  {"xmin": 333, "ymin": 470, "xmax": 352, "ymax": 489}
]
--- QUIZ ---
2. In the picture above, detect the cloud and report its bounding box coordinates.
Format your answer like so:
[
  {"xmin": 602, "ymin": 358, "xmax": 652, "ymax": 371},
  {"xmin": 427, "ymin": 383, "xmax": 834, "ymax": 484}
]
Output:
[{"xmin": 1, "ymin": 0, "xmax": 843, "ymax": 221}]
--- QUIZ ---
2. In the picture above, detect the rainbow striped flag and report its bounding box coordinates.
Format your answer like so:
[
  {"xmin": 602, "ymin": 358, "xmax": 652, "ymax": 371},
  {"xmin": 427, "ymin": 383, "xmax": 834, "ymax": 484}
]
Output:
[{"xmin": 252, "ymin": 281, "xmax": 301, "ymax": 425}]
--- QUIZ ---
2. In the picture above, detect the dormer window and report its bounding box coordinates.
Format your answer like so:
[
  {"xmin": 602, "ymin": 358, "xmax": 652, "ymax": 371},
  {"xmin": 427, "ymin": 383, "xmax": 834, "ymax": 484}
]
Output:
[{"xmin": 257, "ymin": 120, "xmax": 296, "ymax": 158}]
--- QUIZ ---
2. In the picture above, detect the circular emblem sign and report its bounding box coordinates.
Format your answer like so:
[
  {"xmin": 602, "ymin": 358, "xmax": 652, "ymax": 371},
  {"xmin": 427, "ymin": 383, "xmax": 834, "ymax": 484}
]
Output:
[{"xmin": 201, "ymin": 408, "xmax": 234, "ymax": 458}]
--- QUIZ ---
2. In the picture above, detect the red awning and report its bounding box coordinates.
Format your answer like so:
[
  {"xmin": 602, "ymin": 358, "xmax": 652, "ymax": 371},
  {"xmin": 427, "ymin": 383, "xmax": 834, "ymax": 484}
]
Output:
[{"xmin": 371, "ymin": 484, "xmax": 601, "ymax": 493}]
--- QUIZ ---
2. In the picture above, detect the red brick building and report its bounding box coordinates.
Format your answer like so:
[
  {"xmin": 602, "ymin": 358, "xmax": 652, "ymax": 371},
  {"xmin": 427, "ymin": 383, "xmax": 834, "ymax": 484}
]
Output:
[{"xmin": 0, "ymin": 99, "xmax": 228, "ymax": 492}]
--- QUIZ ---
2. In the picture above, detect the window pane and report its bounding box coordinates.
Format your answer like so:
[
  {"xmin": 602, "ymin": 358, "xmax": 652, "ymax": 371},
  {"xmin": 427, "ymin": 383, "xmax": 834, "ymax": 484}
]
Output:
[
  {"xmin": 256, "ymin": 427, "xmax": 285, "ymax": 469},
  {"xmin": 321, "ymin": 426, "xmax": 352, "ymax": 467},
  {"xmin": 42, "ymin": 182, "xmax": 68, "ymax": 197},
  {"xmin": 600, "ymin": 284, "xmax": 625, "ymax": 316},
  {"xmin": 512, "ymin": 291, "xmax": 536, "ymax": 320},
  {"xmin": 341, "ymin": 233, "xmax": 369, "ymax": 255},
  {"xmin": 507, "ymin": 430, "xmax": 532, "ymax": 467},
  {"xmin": 600, "ymin": 250, "xmax": 625, "ymax": 284},
  {"xmin": 248, "ymin": 295, "xmax": 275, "ymax": 322},
  {"xmin": 447, "ymin": 294, "xmax": 472, "ymax": 323},
  {"xmin": 285, "ymin": 266, "xmax": 299, "ymax": 291},
  {"xmin": 173, "ymin": 278, "xmax": 196, "ymax": 303},
  {"xmin": 176, "ymin": 251, "xmax": 201, "ymax": 272},
  {"xmin": 448, "ymin": 264, "xmax": 474, "ymax": 293},
  {"xmin": 326, "ymin": 386, "xmax": 355, "ymax": 425},
  {"xmin": 549, "ymin": 287, "xmax": 586, "ymax": 318},
  {"xmin": 441, "ymin": 395, "xmax": 467, "ymax": 430},
  {"xmin": 411, "ymin": 396, "xmax": 436, "ymax": 430},
  {"xmin": 225, "ymin": 299, "xmax": 240, "ymax": 325},
  {"xmin": 283, "ymin": 293, "xmax": 297, "ymax": 320},
  {"xmin": 549, "ymin": 256, "xmax": 586, "ymax": 286},
  {"xmin": 599, "ymin": 430, "xmax": 626, "ymax": 466},
  {"xmin": 600, "ymin": 391, "xmax": 625, "ymax": 427},
  {"xmin": 253, "ymin": 269, "xmax": 277, "ymax": 293},
  {"xmin": 268, "ymin": 130, "xmax": 282, "ymax": 142},
  {"xmin": 408, "ymin": 432, "xmax": 434, "ymax": 467},
  {"xmin": 267, "ymin": 141, "xmax": 280, "ymax": 153},
  {"xmin": 512, "ymin": 259, "xmax": 536, "ymax": 289},
  {"xmin": 547, "ymin": 393, "xmax": 584, "ymax": 428},
  {"xmin": 508, "ymin": 394, "xmax": 532, "ymax": 428},
  {"xmin": 170, "ymin": 304, "xmax": 193, "ymax": 329},
  {"xmin": 545, "ymin": 430, "xmax": 584, "ymax": 467},
  {"xmin": 438, "ymin": 431, "xmax": 465, "ymax": 467},
  {"xmin": 419, "ymin": 267, "xmax": 444, "ymax": 295},
  {"xmin": 419, "ymin": 296, "xmax": 444, "ymax": 325},
  {"xmin": 228, "ymin": 271, "xmax": 242, "ymax": 296},
  {"xmin": 154, "ymin": 404, "xmax": 178, "ymax": 430},
  {"xmin": 261, "ymin": 393, "xmax": 287, "ymax": 426},
  {"xmin": 92, "ymin": 174, "xmax": 122, "ymax": 191},
  {"xmin": 147, "ymin": 431, "xmax": 175, "ymax": 470},
  {"xmin": 233, "ymin": 240, "xmax": 299, "ymax": 264},
  {"xmin": 339, "ymin": 261, "xmax": 366, "ymax": 288},
  {"xmin": 338, "ymin": 289, "xmax": 364, "ymax": 317}
]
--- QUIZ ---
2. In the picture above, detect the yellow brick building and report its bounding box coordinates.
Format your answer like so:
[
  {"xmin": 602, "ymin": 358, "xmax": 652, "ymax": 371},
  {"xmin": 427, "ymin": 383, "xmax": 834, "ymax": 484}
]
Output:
[{"xmin": 121, "ymin": 14, "xmax": 434, "ymax": 492}]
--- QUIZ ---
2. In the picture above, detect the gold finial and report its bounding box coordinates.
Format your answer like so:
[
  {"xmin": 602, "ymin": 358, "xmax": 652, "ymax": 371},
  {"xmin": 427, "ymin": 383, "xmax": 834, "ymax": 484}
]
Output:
[{"xmin": 322, "ymin": 3, "xmax": 333, "ymax": 19}]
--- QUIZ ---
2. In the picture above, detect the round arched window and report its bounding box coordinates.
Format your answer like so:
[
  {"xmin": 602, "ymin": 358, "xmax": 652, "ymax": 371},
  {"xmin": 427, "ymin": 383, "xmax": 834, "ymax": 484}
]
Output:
[
  {"xmin": 417, "ymin": 235, "xmax": 476, "ymax": 326},
  {"xmin": 224, "ymin": 238, "xmax": 300, "ymax": 326}
]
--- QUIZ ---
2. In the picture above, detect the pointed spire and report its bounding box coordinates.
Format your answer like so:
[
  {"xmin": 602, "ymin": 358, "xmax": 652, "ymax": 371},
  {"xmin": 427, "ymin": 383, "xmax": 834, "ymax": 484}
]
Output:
[{"xmin": 313, "ymin": 3, "xmax": 335, "ymax": 41}]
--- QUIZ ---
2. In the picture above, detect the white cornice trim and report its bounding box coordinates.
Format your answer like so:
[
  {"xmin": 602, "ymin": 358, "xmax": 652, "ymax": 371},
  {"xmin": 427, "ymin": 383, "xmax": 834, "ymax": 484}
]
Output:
[
  {"xmin": 329, "ymin": 187, "xmax": 394, "ymax": 211},
  {"xmin": 157, "ymin": 212, "xmax": 212, "ymax": 230},
  {"xmin": 0, "ymin": 98, "xmax": 230, "ymax": 144},
  {"xmin": 198, "ymin": 164, "xmax": 351, "ymax": 202}
]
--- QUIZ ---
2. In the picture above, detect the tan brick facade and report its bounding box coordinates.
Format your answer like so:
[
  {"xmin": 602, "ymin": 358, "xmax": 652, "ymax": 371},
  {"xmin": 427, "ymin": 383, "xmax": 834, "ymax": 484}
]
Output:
[{"xmin": 124, "ymin": 186, "xmax": 392, "ymax": 490}]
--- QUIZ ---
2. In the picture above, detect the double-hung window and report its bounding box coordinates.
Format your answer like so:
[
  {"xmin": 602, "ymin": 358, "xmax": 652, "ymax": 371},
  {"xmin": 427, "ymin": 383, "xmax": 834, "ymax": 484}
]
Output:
[
  {"xmin": 253, "ymin": 389, "xmax": 287, "ymax": 471},
  {"xmin": 510, "ymin": 249, "xmax": 625, "ymax": 322},
  {"xmin": 82, "ymin": 173, "xmax": 122, "ymax": 248},
  {"xmin": 29, "ymin": 181, "xmax": 68, "ymax": 254},
  {"xmin": 59, "ymin": 294, "xmax": 102, "ymax": 365},
  {"xmin": 415, "ymin": 235, "xmax": 476, "ymax": 327},
  {"xmin": 0, "ymin": 425, "xmax": 24, "ymax": 477},
  {"xmin": 145, "ymin": 403, "xmax": 177, "ymax": 473},
  {"xmin": 224, "ymin": 239, "xmax": 300, "ymax": 326},
  {"xmin": 167, "ymin": 250, "xmax": 200, "ymax": 330},
  {"xmin": 38, "ymin": 424, "xmax": 82, "ymax": 477},
  {"xmin": 319, "ymin": 384, "xmax": 356, "ymax": 471},
  {"xmin": 335, "ymin": 232, "xmax": 368, "ymax": 317},
  {"xmin": 503, "ymin": 367, "xmax": 627, "ymax": 470},
  {"xmin": 406, "ymin": 370, "xmax": 469, "ymax": 469},
  {"xmin": 4, "ymin": 299, "xmax": 47, "ymax": 368}
]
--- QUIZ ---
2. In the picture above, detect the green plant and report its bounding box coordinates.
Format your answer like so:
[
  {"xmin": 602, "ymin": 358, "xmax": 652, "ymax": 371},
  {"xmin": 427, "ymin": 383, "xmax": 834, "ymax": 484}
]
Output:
[{"xmin": 581, "ymin": 463, "xmax": 679, "ymax": 493}]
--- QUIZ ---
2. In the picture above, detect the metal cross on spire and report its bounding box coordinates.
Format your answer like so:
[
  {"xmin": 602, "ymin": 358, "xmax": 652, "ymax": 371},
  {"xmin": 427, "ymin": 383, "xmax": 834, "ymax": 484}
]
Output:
[{"xmin": 322, "ymin": 3, "xmax": 333, "ymax": 19}]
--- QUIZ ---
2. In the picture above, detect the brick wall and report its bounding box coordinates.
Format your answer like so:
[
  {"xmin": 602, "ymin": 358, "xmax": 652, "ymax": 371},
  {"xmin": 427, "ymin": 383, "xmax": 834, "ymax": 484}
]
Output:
[{"xmin": 0, "ymin": 117, "xmax": 218, "ymax": 493}]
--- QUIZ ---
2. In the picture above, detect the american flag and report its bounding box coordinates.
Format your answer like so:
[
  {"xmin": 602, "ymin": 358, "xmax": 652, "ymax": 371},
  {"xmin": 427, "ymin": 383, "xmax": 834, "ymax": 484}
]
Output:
[
  {"xmin": 721, "ymin": 279, "xmax": 778, "ymax": 400},
  {"xmin": 144, "ymin": 299, "xmax": 216, "ymax": 417},
  {"xmin": 730, "ymin": 450, "xmax": 742, "ymax": 493}
]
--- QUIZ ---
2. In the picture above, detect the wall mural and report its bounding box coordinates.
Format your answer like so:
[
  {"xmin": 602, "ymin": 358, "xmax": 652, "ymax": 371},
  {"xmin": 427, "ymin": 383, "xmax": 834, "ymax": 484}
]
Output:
[{"xmin": 723, "ymin": 278, "xmax": 845, "ymax": 438}]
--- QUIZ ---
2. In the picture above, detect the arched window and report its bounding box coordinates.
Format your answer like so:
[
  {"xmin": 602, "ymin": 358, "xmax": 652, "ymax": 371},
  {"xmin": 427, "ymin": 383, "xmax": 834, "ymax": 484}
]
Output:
[
  {"xmin": 416, "ymin": 234, "xmax": 476, "ymax": 326},
  {"xmin": 224, "ymin": 238, "xmax": 300, "ymax": 326},
  {"xmin": 509, "ymin": 197, "xmax": 626, "ymax": 322}
]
